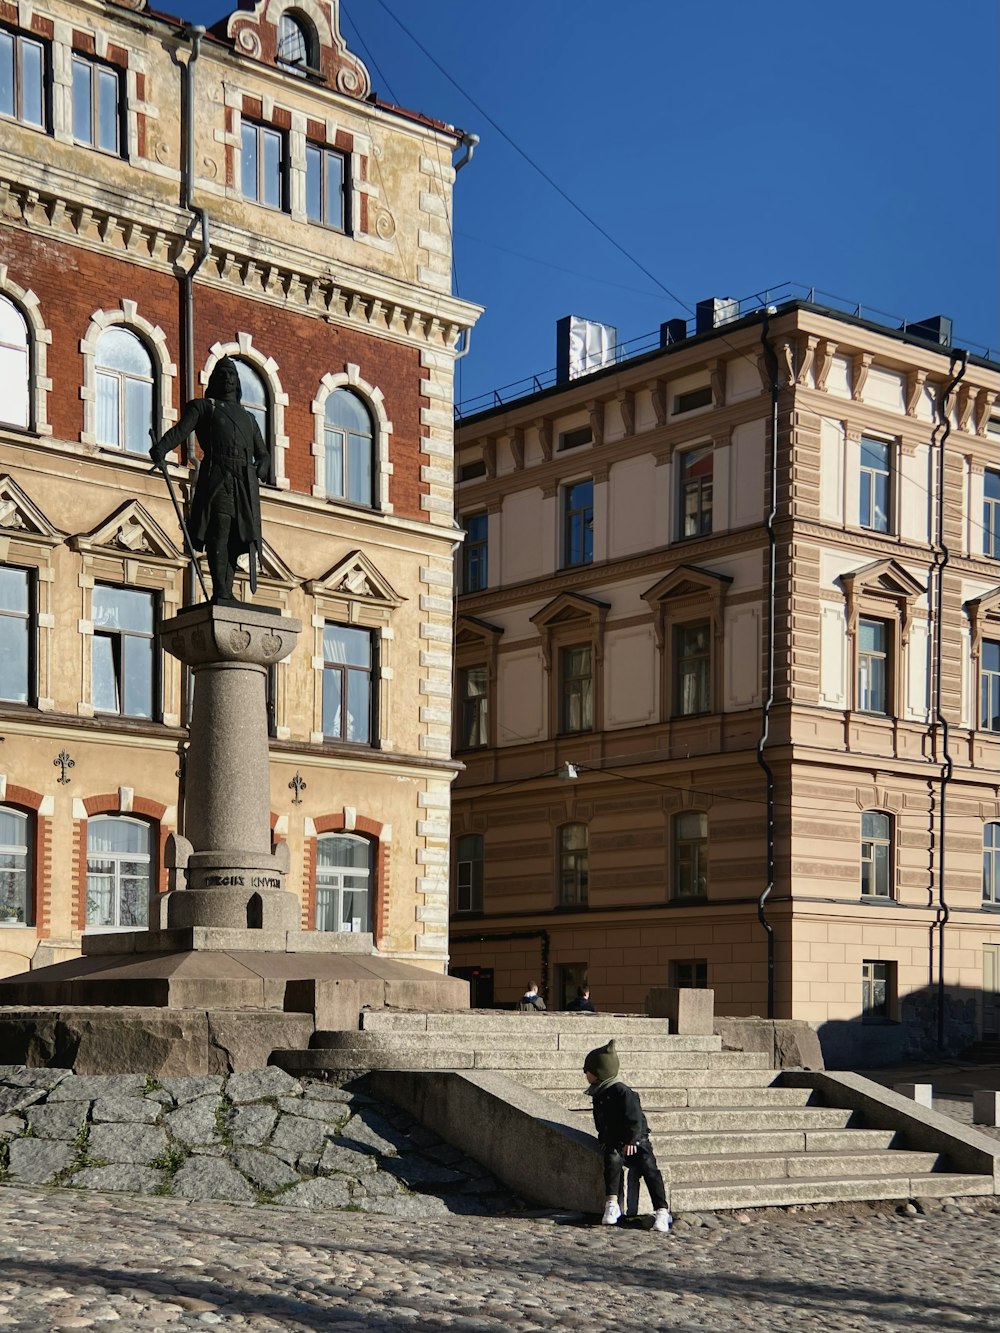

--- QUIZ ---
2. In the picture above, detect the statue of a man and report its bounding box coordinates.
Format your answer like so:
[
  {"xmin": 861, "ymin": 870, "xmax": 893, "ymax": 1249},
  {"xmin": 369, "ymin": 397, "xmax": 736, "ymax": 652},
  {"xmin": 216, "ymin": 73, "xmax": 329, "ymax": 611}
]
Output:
[{"xmin": 150, "ymin": 357, "xmax": 270, "ymax": 603}]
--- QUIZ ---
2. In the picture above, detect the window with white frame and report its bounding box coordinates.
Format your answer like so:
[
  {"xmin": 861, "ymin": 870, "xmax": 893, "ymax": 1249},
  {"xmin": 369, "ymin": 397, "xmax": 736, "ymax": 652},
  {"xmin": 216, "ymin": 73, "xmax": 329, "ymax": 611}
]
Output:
[
  {"xmin": 457, "ymin": 664, "xmax": 488, "ymax": 750},
  {"xmin": 981, "ymin": 640, "xmax": 1000, "ymax": 732},
  {"xmin": 95, "ymin": 328, "xmax": 154, "ymax": 455},
  {"xmin": 455, "ymin": 833, "xmax": 483, "ymax": 913},
  {"xmin": 673, "ymin": 621, "xmax": 711, "ymax": 716},
  {"xmin": 316, "ymin": 833, "xmax": 372, "ymax": 932},
  {"xmin": 0, "ymin": 295, "xmax": 30, "ymax": 429},
  {"xmin": 861, "ymin": 811, "xmax": 892, "ymax": 898},
  {"xmin": 678, "ymin": 446, "xmax": 713, "ymax": 538},
  {"xmin": 0, "ymin": 805, "xmax": 31, "ymax": 925},
  {"xmin": 984, "ymin": 823, "xmax": 1000, "ymax": 906},
  {"xmin": 558, "ymin": 824, "xmax": 588, "ymax": 906},
  {"xmin": 241, "ymin": 120, "xmax": 286, "ymax": 210},
  {"xmin": 233, "ymin": 359, "xmax": 272, "ymax": 482},
  {"xmin": 856, "ymin": 617, "xmax": 890, "ymax": 715},
  {"xmin": 862, "ymin": 959, "xmax": 894, "ymax": 1020},
  {"xmin": 984, "ymin": 470, "xmax": 1000, "ymax": 559},
  {"xmin": 0, "ymin": 27, "xmax": 45, "ymax": 129},
  {"xmin": 563, "ymin": 480, "xmax": 593, "ymax": 567},
  {"xmin": 276, "ymin": 11, "xmax": 315, "ymax": 73},
  {"xmin": 673, "ymin": 811, "xmax": 708, "ymax": 898},
  {"xmin": 671, "ymin": 959, "xmax": 708, "ymax": 989},
  {"xmin": 322, "ymin": 622, "xmax": 374, "ymax": 744},
  {"xmin": 323, "ymin": 389, "xmax": 373, "ymax": 506},
  {"xmin": 86, "ymin": 815, "xmax": 150, "ymax": 928},
  {"xmin": 306, "ymin": 144, "xmax": 347, "ymax": 232},
  {"xmin": 0, "ymin": 565, "xmax": 32, "ymax": 704},
  {"xmin": 559, "ymin": 644, "xmax": 593, "ymax": 734},
  {"xmin": 859, "ymin": 437, "xmax": 892, "ymax": 533},
  {"xmin": 92, "ymin": 584, "xmax": 156, "ymax": 719},
  {"xmin": 72, "ymin": 55, "xmax": 120, "ymax": 154}
]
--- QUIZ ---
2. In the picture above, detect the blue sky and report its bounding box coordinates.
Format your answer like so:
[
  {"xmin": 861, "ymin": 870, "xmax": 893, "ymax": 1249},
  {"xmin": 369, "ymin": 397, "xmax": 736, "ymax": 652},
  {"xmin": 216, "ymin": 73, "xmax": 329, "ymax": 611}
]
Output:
[{"xmin": 189, "ymin": 1, "xmax": 999, "ymax": 412}]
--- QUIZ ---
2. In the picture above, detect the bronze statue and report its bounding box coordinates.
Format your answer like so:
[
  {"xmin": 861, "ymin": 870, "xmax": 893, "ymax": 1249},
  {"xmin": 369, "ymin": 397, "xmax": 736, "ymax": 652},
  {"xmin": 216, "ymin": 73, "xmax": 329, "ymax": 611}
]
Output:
[{"xmin": 150, "ymin": 357, "xmax": 270, "ymax": 603}]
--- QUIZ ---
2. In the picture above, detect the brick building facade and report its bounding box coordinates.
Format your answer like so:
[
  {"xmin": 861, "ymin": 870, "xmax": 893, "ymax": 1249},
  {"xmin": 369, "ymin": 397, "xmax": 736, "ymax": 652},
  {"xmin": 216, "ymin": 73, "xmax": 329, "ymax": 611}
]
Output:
[{"xmin": 0, "ymin": 0, "xmax": 479, "ymax": 973}]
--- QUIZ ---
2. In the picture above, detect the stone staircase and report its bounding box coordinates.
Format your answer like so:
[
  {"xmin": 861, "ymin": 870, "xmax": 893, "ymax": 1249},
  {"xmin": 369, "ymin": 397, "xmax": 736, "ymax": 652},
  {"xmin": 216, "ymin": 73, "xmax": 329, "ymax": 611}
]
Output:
[{"xmin": 272, "ymin": 1010, "xmax": 1000, "ymax": 1214}]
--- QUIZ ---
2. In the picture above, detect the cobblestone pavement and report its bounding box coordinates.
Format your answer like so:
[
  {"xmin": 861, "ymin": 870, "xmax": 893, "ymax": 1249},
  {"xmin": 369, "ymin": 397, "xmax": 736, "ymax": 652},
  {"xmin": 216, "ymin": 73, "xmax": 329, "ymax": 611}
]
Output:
[{"xmin": 2, "ymin": 1184, "xmax": 1000, "ymax": 1333}]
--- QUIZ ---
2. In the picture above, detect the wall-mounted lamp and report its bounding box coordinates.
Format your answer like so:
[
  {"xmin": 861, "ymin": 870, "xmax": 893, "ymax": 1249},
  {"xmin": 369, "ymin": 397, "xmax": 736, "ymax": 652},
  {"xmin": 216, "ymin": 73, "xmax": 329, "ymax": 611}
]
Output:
[{"xmin": 560, "ymin": 762, "xmax": 579, "ymax": 781}]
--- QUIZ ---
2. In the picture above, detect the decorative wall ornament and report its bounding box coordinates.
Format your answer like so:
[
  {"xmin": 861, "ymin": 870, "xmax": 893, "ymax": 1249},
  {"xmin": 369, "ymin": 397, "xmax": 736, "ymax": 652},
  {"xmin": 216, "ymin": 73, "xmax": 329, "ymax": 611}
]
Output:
[
  {"xmin": 54, "ymin": 751, "xmax": 75, "ymax": 784},
  {"xmin": 289, "ymin": 772, "xmax": 307, "ymax": 804}
]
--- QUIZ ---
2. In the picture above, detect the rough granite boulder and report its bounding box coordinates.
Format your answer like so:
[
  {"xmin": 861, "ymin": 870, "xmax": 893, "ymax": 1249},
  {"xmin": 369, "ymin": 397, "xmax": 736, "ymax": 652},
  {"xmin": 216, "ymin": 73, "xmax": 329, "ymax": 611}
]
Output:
[{"xmin": 713, "ymin": 1017, "xmax": 824, "ymax": 1069}]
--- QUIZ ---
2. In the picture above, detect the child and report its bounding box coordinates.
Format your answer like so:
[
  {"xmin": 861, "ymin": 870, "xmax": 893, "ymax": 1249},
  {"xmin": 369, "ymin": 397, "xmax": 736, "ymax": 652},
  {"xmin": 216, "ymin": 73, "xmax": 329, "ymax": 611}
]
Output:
[{"xmin": 584, "ymin": 1038, "xmax": 672, "ymax": 1233}]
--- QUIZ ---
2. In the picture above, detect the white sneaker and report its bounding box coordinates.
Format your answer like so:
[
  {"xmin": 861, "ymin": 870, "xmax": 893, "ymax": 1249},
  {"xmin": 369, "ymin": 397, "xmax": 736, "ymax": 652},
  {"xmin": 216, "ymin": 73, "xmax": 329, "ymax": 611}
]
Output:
[
  {"xmin": 601, "ymin": 1199, "xmax": 622, "ymax": 1225},
  {"xmin": 652, "ymin": 1208, "xmax": 672, "ymax": 1233}
]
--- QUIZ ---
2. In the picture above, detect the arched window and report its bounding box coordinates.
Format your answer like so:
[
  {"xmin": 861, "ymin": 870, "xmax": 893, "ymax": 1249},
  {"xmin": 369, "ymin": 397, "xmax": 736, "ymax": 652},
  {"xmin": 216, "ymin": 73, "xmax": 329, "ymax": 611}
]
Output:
[
  {"xmin": 558, "ymin": 823, "xmax": 588, "ymax": 906},
  {"xmin": 0, "ymin": 296, "xmax": 30, "ymax": 429},
  {"xmin": 860, "ymin": 811, "xmax": 892, "ymax": 898},
  {"xmin": 316, "ymin": 833, "xmax": 372, "ymax": 933},
  {"xmin": 324, "ymin": 389, "xmax": 374, "ymax": 507},
  {"xmin": 234, "ymin": 358, "xmax": 271, "ymax": 480},
  {"xmin": 0, "ymin": 806, "xmax": 31, "ymax": 925},
  {"xmin": 985, "ymin": 823, "xmax": 1000, "ymax": 905},
  {"xmin": 86, "ymin": 815, "xmax": 150, "ymax": 928},
  {"xmin": 95, "ymin": 327, "xmax": 154, "ymax": 454},
  {"xmin": 277, "ymin": 11, "xmax": 315, "ymax": 73}
]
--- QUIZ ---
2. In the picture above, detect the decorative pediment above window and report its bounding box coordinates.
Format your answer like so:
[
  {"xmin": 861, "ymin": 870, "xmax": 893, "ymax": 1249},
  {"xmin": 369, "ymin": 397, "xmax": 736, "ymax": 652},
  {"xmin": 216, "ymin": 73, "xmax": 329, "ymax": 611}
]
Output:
[
  {"xmin": 840, "ymin": 558, "xmax": 925, "ymax": 644},
  {"xmin": 0, "ymin": 476, "xmax": 63, "ymax": 544},
  {"xmin": 965, "ymin": 586, "xmax": 1000, "ymax": 656},
  {"xmin": 530, "ymin": 591, "xmax": 609, "ymax": 670},
  {"xmin": 307, "ymin": 550, "xmax": 403, "ymax": 608},
  {"xmin": 641, "ymin": 565, "xmax": 732, "ymax": 647},
  {"xmin": 224, "ymin": 0, "xmax": 371, "ymax": 98},
  {"xmin": 456, "ymin": 614, "xmax": 503, "ymax": 650},
  {"xmin": 71, "ymin": 500, "xmax": 182, "ymax": 563}
]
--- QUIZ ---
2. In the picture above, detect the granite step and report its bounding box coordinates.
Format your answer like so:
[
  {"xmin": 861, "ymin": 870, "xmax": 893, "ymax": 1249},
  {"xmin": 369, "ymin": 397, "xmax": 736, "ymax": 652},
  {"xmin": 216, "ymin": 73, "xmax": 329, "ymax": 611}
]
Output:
[
  {"xmin": 550, "ymin": 1086, "xmax": 817, "ymax": 1110},
  {"xmin": 518, "ymin": 1067, "xmax": 784, "ymax": 1091},
  {"xmin": 310, "ymin": 1030, "xmax": 722, "ymax": 1054},
  {"xmin": 359, "ymin": 1011, "xmax": 677, "ymax": 1037},
  {"xmin": 657, "ymin": 1148, "xmax": 943, "ymax": 1185},
  {"xmin": 640, "ymin": 1105, "xmax": 855, "ymax": 1133},
  {"xmin": 649, "ymin": 1126, "xmax": 900, "ymax": 1157},
  {"xmin": 669, "ymin": 1171, "xmax": 995, "ymax": 1213}
]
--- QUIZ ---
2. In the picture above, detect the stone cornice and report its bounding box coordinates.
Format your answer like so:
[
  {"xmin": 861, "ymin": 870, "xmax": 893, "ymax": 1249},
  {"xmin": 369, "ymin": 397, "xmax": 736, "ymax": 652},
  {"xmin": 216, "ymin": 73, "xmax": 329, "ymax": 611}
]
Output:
[{"xmin": 0, "ymin": 166, "xmax": 478, "ymax": 350}]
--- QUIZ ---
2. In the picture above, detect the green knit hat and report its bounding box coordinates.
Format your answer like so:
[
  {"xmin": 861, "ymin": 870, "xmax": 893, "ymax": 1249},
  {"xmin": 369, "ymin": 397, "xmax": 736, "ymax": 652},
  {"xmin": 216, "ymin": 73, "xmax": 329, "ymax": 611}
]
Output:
[{"xmin": 584, "ymin": 1039, "xmax": 619, "ymax": 1083}]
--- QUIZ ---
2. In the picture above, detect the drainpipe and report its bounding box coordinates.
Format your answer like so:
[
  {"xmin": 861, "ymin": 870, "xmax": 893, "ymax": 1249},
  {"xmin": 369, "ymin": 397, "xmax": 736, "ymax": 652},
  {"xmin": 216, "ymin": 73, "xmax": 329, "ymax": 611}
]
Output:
[
  {"xmin": 174, "ymin": 23, "xmax": 209, "ymax": 833},
  {"xmin": 453, "ymin": 131, "xmax": 478, "ymax": 174},
  {"xmin": 930, "ymin": 349, "xmax": 968, "ymax": 1051},
  {"xmin": 756, "ymin": 310, "xmax": 779, "ymax": 1019}
]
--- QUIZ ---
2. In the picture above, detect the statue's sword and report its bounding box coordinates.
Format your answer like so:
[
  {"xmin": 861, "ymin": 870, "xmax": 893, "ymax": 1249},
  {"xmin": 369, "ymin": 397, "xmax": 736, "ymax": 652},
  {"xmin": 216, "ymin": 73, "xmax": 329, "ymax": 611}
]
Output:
[{"xmin": 149, "ymin": 435, "xmax": 211, "ymax": 603}]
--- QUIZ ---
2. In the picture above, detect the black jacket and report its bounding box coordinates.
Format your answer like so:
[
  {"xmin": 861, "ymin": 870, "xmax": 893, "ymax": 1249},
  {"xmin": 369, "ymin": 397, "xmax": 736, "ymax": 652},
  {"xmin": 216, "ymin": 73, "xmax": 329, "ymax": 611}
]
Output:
[
  {"xmin": 152, "ymin": 396, "xmax": 269, "ymax": 554},
  {"xmin": 588, "ymin": 1078, "xmax": 649, "ymax": 1150}
]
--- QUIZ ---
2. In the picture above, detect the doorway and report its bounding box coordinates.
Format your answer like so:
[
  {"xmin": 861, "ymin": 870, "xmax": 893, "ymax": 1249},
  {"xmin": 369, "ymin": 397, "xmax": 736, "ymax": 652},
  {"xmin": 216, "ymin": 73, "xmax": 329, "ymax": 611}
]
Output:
[{"xmin": 451, "ymin": 966, "xmax": 494, "ymax": 1009}]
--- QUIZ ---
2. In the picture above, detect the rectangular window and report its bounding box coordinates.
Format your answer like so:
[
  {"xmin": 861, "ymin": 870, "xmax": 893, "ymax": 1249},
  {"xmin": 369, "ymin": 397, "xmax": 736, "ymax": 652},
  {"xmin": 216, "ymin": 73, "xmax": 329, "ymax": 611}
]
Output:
[
  {"xmin": 671, "ymin": 959, "xmax": 708, "ymax": 989},
  {"xmin": 673, "ymin": 811, "xmax": 708, "ymax": 898},
  {"xmin": 985, "ymin": 470, "xmax": 1000, "ymax": 559},
  {"xmin": 322, "ymin": 623, "xmax": 374, "ymax": 744},
  {"xmin": 857, "ymin": 617, "xmax": 889, "ymax": 715},
  {"xmin": 92, "ymin": 585, "xmax": 156, "ymax": 719},
  {"xmin": 241, "ymin": 120, "xmax": 286, "ymax": 210},
  {"xmin": 559, "ymin": 644, "xmax": 593, "ymax": 734},
  {"xmin": 462, "ymin": 513, "xmax": 488, "ymax": 592},
  {"xmin": 458, "ymin": 664, "xmax": 488, "ymax": 750},
  {"xmin": 558, "ymin": 426, "xmax": 592, "ymax": 452},
  {"xmin": 563, "ymin": 479, "xmax": 593, "ymax": 567},
  {"xmin": 860, "ymin": 811, "xmax": 892, "ymax": 898},
  {"xmin": 0, "ymin": 28, "xmax": 45, "ymax": 128},
  {"xmin": 981, "ymin": 640, "xmax": 1000, "ymax": 732},
  {"xmin": 673, "ymin": 385, "xmax": 713, "ymax": 415},
  {"xmin": 458, "ymin": 458, "xmax": 487, "ymax": 482},
  {"xmin": 859, "ymin": 437, "xmax": 892, "ymax": 533},
  {"xmin": 558, "ymin": 825, "xmax": 589, "ymax": 907},
  {"xmin": 862, "ymin": 959, "xmax": 894, "ymax": 1021},
  {"xmin": 0, "ymin": 805, "xmax": 31, "ymax": 925},
  {"xmin": 455, "ymin": 833, "xmax": 483, "ymax": 913},
  {"xmin": 0, "ymin": 565, "xmax": 32, "ymax": 704},
  {"xmin": 674, "ymin": 622, "xmax": 711, "ymax": 716},
  {"xmin": 984, "ymin": 824, "xmax": 1000, "ymax": 905},
  {"xmin": 72, "ymin": 56, "xmax": 120, "ymax": 154},
  {"xmin": 305, "ymin": 143, "xmax": 347, "ymax": 231},
  {"xmin": 679, "ymin": 446, "xmax": 713, "ymax": 538}
]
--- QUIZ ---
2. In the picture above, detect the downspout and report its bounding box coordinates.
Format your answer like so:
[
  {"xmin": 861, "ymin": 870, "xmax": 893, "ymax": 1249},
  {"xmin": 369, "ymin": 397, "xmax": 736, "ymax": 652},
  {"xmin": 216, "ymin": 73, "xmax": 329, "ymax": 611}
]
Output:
[
  {"xmin": 930, "ymin": 348, "xmax": 968, "ymax": 1050},
  {"xmin": 451, "ymin": 133, "xmax": 478, "ymax": 367},
  {"xmin": 175, "ymin": 23, "xmax": 209, "ymax": 833},
  {"xmin": 756, "ymin": 310, "xmax": 779, "ymax": 1019}
]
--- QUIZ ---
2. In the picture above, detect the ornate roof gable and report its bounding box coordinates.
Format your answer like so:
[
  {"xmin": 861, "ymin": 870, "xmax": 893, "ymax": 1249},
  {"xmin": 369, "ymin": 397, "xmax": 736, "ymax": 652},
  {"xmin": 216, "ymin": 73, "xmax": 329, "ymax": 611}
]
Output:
[
  {"xmin": 225, "ymin": 0, "xmax": 371, "ymax": 98},
  {"xmin": 307, "ymin": 550, "xmax": 403, "ymax": 607},
  {"xmin": 0, "ymin": 475, "xmax": 63, "ymax": 542},
  {"xmin": 71, "ymin": 500, "xmax": 182, "ymax": 561}
]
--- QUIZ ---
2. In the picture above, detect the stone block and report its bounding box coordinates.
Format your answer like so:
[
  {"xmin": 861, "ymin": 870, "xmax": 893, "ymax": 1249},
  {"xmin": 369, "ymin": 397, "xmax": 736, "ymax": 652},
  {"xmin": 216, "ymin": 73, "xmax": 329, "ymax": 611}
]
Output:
[
  {"xmin": 163, "ymin": 1096, "xmax": 224, "ymax": 1147},
  {"xmin": 172, "ymin": 1157, "xmax": 257, "ymax": 1203},
  {"xmin": 6, "ymin": 1139, "xmax": 75, "ymax": 1184},
  {"xmin": 894, "ymin": 1082, "xmax": 933, "ymax": 1108},
  {"xmin": 384, "ymin": 974, "xmax": 470, "ymax": 1012},
  {"xmin": 232, "ymin": 1147, "xmax": 300, "ymax": 1193},
  {"xmin": 288, "ymin": 978, "xmax": 386, "ymax": 1031},
  {"xmin": 88, "ymin": 1121, "xmax": 169, "ymax": 1165},
  {"xmin": 205, "ymin": 1011, "xmax": 313, "ymax": 1073},
  {"xmin": 227, "ymin": 1066, "xmax": 302, "ymax": 1103},
  {"xmin": 972, "ymin": 1089, "xmax": 1000, "ymax": 1126},
  {"xmin": 645, "ymin": 987, "xmax": 714, "ymax": 1035},
  {"xmin": 70, "ymin": 1165, "xmax": 166, "ymax": 1195}
]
